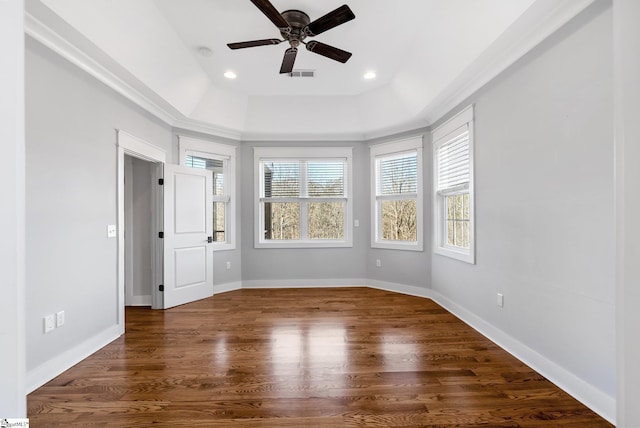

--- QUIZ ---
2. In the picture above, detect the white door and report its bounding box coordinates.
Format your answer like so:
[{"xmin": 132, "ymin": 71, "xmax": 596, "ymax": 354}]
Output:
[{"xmin": 162, "ymin": 164, "xmax": 213, "ymax": 309}]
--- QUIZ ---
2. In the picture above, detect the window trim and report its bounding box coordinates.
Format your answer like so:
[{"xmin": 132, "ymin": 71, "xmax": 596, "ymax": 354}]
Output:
[
  {"xmin": 432, "ymin": 105, "xmax": 475, "ymax": 264},
  {"xmin": 254, "ymin": 147, "xmax": 353, "ymax": 249},
  {"xmin": 178, "ymin": 136, "xmax": 237, "ymax": 251},
  {"xmin": 370, "ymin": 136, "xmax": 424, "ymax": 251}
]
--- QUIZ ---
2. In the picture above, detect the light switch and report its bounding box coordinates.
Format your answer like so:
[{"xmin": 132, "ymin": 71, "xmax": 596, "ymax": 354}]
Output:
[{"xmin": 107, "ymin": 225, "xmax": 117, "ymax": 238}]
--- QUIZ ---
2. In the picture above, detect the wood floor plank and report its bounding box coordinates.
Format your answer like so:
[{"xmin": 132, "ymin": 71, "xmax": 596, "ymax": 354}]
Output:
[{"xmin": 28, "ymin": 288, "xmax": 612, "ymax": 427}]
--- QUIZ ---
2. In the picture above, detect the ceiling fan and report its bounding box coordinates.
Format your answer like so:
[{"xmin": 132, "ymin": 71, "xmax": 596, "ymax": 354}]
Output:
[{"xmin": 227, "ymin": 0, "xmax": 356, "ymax": 74}]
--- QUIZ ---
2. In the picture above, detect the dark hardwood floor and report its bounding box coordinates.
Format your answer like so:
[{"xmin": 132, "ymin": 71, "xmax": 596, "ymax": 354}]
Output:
[{"xmin": 28, "ymin": 287, "xmax": 612, "ymax": 427}]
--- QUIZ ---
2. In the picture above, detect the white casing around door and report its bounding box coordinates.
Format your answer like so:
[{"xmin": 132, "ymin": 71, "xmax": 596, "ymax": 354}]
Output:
[{"xmin": 162, "ymin": 164, "xmax": 213, "ymax": 309}]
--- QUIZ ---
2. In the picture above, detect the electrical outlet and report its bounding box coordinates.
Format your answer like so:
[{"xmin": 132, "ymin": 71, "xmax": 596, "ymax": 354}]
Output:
[
  {"xmin": 354, "ymin": 219, "xmax": 360, "ymax": 227},
  {"xmin": 107, "ymin": 224, "xmax": 116, "ymax": 238},
  {"xmin": 376, "ymin": 259, "xmax": 382, "ymax": 268},
  {"xmin": 44, "ymin": 314, "xmax": 55, "ymax": 333},
  {"xmin": 56, "ymin": 310, "xmax": 65, "ymax": 327},
  {"xmin": 497, "ymin": 293, "xmax": 504, "ymax": 308},
  {"xmin": 226, "ymin": 261, "xmax": 231, "ymax": 270}
]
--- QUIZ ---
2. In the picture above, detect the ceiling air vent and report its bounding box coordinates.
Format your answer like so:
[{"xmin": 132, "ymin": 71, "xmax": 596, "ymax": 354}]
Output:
[{"xmin": 287, "ymin": 70, "xmax": 315, "ymax": 78}]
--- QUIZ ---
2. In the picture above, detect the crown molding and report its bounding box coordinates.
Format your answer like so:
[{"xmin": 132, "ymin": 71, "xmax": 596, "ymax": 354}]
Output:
[
  {"xmin": 25, "ymin": 0, "xmax": 596, "ymax": 144},
  {"xmin": 363, "ymin": 118, "xmax": 430, "ymax": 141},
  {"xmin": 172, "ymin": 118, "xmax": 242, "ymax": 141},
  {"xmin": 239, "ymin": 130, "xmax": 367, "ymax": 142},
  {"xmin": 24, "ymin": 12, "xmax": 179, "ymax": 127}
]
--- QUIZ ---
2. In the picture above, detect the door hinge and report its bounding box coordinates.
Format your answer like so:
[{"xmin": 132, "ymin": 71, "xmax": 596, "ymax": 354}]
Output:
[
  {"xmin": 158, "ymin": 231, "xmax": 164, "ymax": 239},
  {"xmin": 158, "ymin": 178, "xmax": 164, "ymax": 185},
  {"xmin": 159, "ymin": 284, "xmax": 164, "ymax": 292}
]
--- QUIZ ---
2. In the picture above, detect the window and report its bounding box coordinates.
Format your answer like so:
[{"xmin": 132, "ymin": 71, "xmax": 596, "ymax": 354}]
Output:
[
  {"xmin": 254, "ymin": 147, "xmax": 353, "ymax": 248},
  {"xmin": 179, "ymin": 136, "xmax": 236, "ymax": 251},
  {"xmin": 433, "ymin": 105, "xmax": 475, "ymax": 263},
  {"xmin": 371, "ymin": 137, "xmax": 423, "ymax": 251}
]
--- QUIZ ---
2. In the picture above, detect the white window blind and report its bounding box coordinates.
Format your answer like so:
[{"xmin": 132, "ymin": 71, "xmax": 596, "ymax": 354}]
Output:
[
  {"xmin": 186, "ymin": 155, "xmax": 225, "ymax": 196},
  {"xmin": 432, "ymin": 104, "xmax": 475, "ymax": 264},
  {"xmin": 261, "ymin": 160, "xmax": 346, "ymax": 198},
  {"xmin": 370, "ymin": 137, "xmax": 423, "ymax": 251},
  {"xmin": 377, "ymin": 152, "xmax": 417, "ymax": 196},
  {"xmin": 308, "ymin": 161, "xmax": 344, "ymax": 197},
  {"xmin": 262, "ymin": 162, "xmax": 300, "ymax": 197},
  {"xmin": 436, "ymin": 129, "xmax": 470, "ymax": 193}
]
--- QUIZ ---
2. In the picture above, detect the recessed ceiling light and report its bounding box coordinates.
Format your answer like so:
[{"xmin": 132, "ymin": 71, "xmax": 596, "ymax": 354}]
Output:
[
  {"xmin": 224, "ymin": 71, "xmax": 237, "ymax": 80},
  {"xmin": 197, "ymin": 46, "xmax": 213, "ymax": 57},
  {"xmin": 364, "ymin": 71, "xmax": 377, "ymax": 80}
]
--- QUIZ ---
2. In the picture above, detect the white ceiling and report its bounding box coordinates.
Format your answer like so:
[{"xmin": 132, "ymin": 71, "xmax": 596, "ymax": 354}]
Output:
[{"xmin": 25, "ymin": 0, "xmax": 595, "ymax": 140}]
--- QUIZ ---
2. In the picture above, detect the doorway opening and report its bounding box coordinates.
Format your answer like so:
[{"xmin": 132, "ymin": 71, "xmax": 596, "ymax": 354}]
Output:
[
  {"xmin": 116, "ymin": 131, "xmax": 166, "ymax": 331},
  {"xmin": 124, "ymin": 155, "xmax": 155, "ymax": 307}
]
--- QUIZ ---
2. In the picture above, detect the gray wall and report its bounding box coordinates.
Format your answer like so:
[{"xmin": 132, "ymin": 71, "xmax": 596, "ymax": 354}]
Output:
[
  {"xmin": 240, "ymin": 141, "xmax": 368, "ymax": 283},
  {"xmin": 130, "ymin": 156, "xmax": 153, "ymax": 299},
  {"xmin": 431, "ymin": 1, "xmax": 615, "ymax": 400},
  {"xmin": 25, "ymin": 36, "xmax": 172, "ymax": 372},
  {"xmin": 614, "ymin": 1, "xmax": 640, "ymax": 425},
  {"xmin": 0, "ymin": 0, "xmax": 26, "ymax": 416},
  {"xmin": 366, "ymin": 129, "xmax": 432, "ymax": 289},
  {"xmin": 21, "ymin": 1, "xmax": 625, "ymax": 421}
]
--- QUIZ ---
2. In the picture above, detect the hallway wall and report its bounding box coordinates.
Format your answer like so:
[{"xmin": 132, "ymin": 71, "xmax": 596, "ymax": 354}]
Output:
[{"xmin": 25, "ymin": 36, "xmax": 173, "ymax": 388}]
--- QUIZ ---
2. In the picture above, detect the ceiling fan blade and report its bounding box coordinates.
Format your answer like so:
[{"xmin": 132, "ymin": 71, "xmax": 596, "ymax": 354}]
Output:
[
  {"xmin": 250, "ymin": 0, "xmax": 290, "ymax": 30},
  {"xmin": 279, "ymin": 47, "xmax": 298, "ymax": 74},
  {"xmin": 306, "ymin": 41, "xmax": 352, "ymax": 63},
  {"xmin": 227, "ymin": 39, "xmax": 282, "ymax": 50},
  {"xmin": 305, "ymin": 5, "xmax": 355, "ymax": 36}
]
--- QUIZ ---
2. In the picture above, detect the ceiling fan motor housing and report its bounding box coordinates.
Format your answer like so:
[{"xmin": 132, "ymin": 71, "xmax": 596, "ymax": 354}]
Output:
[
  {"xmin": 227, "ymin": 1, "xmax": 355, "ymax": 73},
  {"xmin": 280, "ymin": 9, "xmax": 311, "ymax": 47}
]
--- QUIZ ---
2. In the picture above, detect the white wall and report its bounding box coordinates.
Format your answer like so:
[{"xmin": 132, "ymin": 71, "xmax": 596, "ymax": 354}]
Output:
[
  {"xmin": 431, "ymin": 1, "xmax": 615, "ymax": 420},
  {"xmin": 25, "ymin": 36, "xmax": 173, "ymax": 389},
  {"xmin": 614, "ymin": 1, "xmax": 640, "ymax": 426},
  {"xmin": 0, "ymin": 0, "xmax": 26, "ymax": 417}
]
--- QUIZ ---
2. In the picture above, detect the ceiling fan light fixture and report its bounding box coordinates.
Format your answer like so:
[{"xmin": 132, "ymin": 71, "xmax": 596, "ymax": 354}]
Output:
[
  {"xmin": 224, "ymin": 70, "xmax": 237, "ymax": 79},
  {"xmin": 364, "ymin": 71, "xmax": 377, "ymax": 80}
]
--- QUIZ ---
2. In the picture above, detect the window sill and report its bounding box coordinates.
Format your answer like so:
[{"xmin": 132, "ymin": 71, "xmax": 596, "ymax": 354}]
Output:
[
  {"xmin": 212, "ymin": 243, "xmax": 236, "ymax": 252},
  {"xmin": 434, "ymin": 245, "xmax": 475, "ymax": 264},
  {"xmin": 255, "ymin": 240, "xmax": 353, "ymax": 249},
  {"xmin": 372, "ymin": 241, "xmax": 423, "ymax": 252}
]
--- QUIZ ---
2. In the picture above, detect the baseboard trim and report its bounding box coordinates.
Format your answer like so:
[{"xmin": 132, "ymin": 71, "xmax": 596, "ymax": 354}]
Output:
[
  {"xmin": 242, "ymin": 278, "xmax": 369, "ymax": 289},
  {"xmin": 423, "ymin": 288, "xmax": 616, "ymax": 425},
  {"xmin": 130, "ymin": 295, "xmax": 152, "ymax": 306},
  {"xmin": 366, "ymin": 280, "xmax": 430, "ymax": 299},
  {"xmin": 26, "ymin": 324, "xmax": 123, "ymax": 393},
  {"xmin": 214, "ymin": 281, "xmax": 243, "ymax": 295}
]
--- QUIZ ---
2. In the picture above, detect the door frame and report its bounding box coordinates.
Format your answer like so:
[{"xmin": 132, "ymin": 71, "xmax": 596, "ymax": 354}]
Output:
[{"xmin": 116, "ymin": 130, "xmax": 166, "ymax": 331}]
